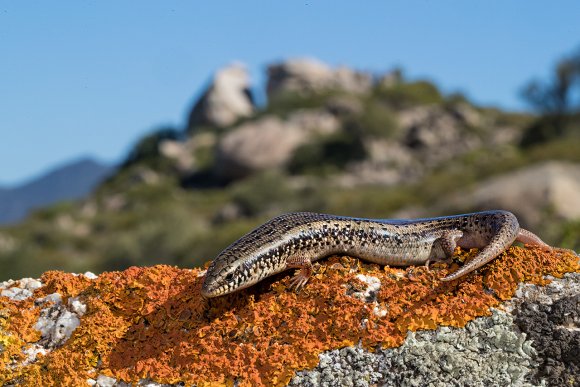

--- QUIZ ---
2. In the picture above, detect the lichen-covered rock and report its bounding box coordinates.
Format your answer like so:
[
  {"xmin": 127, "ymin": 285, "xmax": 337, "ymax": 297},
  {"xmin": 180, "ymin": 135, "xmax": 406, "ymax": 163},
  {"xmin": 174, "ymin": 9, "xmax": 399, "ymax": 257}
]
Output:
[
  {"xmin": 291, "ymin": 273, "xmax": 580, "ymax": 387},
  {"xmin": 34, "ymin": 293, "xmax": 86, "ymax": 348},
  {"xmin": 291, "ymin": 307, "xmax": 538, "ymax": 387},
  {"xmin": 512, "ymin": 281, "xmax": 580, "ymax": 386},
  {"xmin": 1, "ymin": 278, "xmax": 42, "ymax": 301},
  {"xmin": 0, "ymin": 247, "xmax": 578, "ymax": 386}
]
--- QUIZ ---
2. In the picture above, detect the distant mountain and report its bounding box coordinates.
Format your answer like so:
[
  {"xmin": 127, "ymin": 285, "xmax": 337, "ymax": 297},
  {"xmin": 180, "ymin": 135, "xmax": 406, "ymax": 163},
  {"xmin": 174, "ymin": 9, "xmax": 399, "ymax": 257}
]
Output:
[{"xmin": 0, "ymin": 157, "xmax": 113, "ymax": 225}]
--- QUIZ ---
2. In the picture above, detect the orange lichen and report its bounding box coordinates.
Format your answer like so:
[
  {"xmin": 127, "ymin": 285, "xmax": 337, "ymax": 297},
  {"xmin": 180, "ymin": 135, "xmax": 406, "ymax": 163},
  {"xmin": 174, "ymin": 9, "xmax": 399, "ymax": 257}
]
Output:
[{"xmin": 0, "ymin": 246, "xmax": 578, "ymax": 386}]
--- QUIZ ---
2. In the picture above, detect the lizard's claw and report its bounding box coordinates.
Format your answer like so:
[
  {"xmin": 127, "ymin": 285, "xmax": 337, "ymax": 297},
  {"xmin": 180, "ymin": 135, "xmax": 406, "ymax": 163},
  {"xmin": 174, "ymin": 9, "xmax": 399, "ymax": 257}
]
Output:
[
  {"xmin": 286, "ymin": 255, "xmax": 313, "ymax": 293},
  {"xmin": 288, "ymin": 270, "xmax": 310, "ymax": 293}
]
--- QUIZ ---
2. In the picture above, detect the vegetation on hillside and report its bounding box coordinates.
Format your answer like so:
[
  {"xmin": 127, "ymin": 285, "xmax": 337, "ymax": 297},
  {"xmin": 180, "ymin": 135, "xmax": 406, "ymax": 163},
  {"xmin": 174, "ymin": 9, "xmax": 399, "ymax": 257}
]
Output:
[{"xmin": 0, "ymin": 50, "xmax": 579, "ymax": 281}]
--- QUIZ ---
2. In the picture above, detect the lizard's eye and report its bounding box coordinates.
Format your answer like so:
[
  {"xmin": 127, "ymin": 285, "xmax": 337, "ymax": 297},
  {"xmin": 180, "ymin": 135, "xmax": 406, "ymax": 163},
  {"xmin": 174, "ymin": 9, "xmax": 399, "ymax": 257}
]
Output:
[{"xmin": 225, "ymin": 273, "xmax": 234, "ymax": 282}]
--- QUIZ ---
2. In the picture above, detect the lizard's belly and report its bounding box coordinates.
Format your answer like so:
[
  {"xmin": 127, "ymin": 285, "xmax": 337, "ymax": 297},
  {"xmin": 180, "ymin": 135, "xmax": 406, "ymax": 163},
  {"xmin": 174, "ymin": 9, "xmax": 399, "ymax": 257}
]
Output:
[{"xmin": 309, "ymin": 238, "xmax": 435, "ymax": 267}]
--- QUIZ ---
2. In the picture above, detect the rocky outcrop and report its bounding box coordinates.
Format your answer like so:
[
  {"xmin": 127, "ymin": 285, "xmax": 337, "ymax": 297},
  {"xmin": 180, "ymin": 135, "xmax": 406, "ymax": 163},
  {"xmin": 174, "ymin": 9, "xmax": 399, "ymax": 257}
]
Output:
[
  {"xmin": 291, "ymin": 272, "xmax": 580, "ymax": 387},
  {"xmin": 216, "ymin": 110, "xmax": 340, "ymax": 180},
  {"xmin": 511, "ymin": 278, "xmax": 580, "ymax": 385},
  {"xmin": 267, "ymin": 58, "xmax": 372, "ymax": 99},
  {"xmin": 1, "ymin": 246, "xmax": 578, "ymax": 386},
  {"xmin": 339, "ymin": 141, "xmax": 421, "ymax": 187},
  {"xmin": 399, "ymin": 104, "xmax": 483, "ymax": 165},
  {"xmin": 187, "ymin": 63, "xmax": 254, "ymax": 131},
  {"xmin": 463, "ymin": 161, "xmax": 580, "ymax": 227},
  {"xmin": 336, "ymin": 103, "xmax": 488, "ymax": 187},
  {"xmin": 377, "ymin": 69, "xmax": 403, "ymax": 89},
  {"xmin": 158, "ymin": 140, "xmax": 195, "ymax": 172}
]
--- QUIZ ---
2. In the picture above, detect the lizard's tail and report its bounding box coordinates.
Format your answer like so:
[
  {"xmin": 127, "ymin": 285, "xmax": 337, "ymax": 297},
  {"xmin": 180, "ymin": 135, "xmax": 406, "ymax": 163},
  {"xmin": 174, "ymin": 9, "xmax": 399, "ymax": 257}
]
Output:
[{"xmin": 441, "ymin": 211, "xmax": 520, "ymax": 281}]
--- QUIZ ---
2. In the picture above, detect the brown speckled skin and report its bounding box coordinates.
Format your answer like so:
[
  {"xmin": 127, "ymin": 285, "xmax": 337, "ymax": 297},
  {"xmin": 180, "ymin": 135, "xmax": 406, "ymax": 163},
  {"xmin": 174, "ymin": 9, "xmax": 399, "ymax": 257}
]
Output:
[{"xmin": 201, "ymin": 210, "xmax": 550, "ymax": 297}]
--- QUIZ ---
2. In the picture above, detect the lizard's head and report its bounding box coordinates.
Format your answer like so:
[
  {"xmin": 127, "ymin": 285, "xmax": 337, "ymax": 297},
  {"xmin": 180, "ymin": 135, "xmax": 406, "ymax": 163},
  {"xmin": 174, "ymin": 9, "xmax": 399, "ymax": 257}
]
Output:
[
  {"xmin": 200, "ymin": 212, "xmax": 314, "ymax": 298},
  {"xmin": 201, "ymin": 259, "xmax": 239, "ymax": 298},
  {"xmin": 200, "ymin": 247, "xmax": 265, "ymax": 298}
]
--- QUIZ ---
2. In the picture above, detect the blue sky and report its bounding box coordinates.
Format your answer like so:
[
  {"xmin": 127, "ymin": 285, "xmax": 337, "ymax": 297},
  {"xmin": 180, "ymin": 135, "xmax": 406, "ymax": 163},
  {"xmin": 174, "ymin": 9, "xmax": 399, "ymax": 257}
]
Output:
[{"xmin": 1, "ymin": 1, "xmax": 579, "ymax": 186}]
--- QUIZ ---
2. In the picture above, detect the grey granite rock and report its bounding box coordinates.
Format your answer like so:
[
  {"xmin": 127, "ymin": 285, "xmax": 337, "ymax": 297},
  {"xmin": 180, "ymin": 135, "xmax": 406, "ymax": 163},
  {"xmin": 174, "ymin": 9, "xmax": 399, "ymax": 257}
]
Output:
[
  {"xmin": 289, "ymin": 273, "xmax": 580, "ymax": 387},
  {"xmin": 187, "ymin": 63, "xmax": 254, "ymax": 130}
]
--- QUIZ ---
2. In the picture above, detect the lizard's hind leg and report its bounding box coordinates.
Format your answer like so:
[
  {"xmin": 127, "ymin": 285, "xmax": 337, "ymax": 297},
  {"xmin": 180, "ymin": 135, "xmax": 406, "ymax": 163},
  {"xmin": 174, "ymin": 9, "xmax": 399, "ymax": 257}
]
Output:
[
  {"xmin": 516, "ymin": 228, "xmax": 551, "ymax": 249},
  {"xmin": 425, "ymin": 230, "xmax": 463, "ymax": 270},
  {"xmin": 518, "ymin": 228, "xmax": 579, "ymax": 257}
]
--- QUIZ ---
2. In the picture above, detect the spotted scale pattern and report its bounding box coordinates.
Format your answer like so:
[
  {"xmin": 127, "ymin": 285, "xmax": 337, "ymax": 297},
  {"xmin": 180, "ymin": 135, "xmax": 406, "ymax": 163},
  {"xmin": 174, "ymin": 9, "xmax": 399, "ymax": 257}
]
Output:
[{"xmin": 201, "ymin": 210, "xmax": 543, "ymax": 297}]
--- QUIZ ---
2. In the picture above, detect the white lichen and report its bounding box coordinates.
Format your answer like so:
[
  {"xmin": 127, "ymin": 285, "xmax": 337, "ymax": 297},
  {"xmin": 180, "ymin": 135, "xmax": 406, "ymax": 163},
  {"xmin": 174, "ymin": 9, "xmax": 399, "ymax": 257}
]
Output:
[
  {"xmin": 346, "ymin": 274, "xmax": 382, "ymax": 303},
  {"xmin": 69, "ymin": 296, "xmax": 87, "ymax": 316},
  {"xmin": 372, "ymin": 303, "xmax": 388, "ymax": 317},
  {"xmin": 33, "ymin": 292, "xmax": 87, "ymax": 348},
  {"xmin": 0, "ymin": 278, "xmax": 43, "ymax": 301},
  {"xmin": 290, "ymin": 309, "xmax": 540, "ymax": 387},
  {"xmin": 21, "ymin": 343, "xmax": 48, "ymax": 366},
  {"xmin": 138, "ymin": 379, "xmax": 174, "ymax": 386},
  {"xmin": 87, "ymin": 374, "xmax": 119, "ymax": 387}
]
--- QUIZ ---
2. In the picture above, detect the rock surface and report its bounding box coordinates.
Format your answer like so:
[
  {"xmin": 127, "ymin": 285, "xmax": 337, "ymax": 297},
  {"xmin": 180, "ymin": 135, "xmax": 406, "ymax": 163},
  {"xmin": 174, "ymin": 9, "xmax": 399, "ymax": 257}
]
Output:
[
  {"xmin": 187, "ymin": 63, "xmax": 254, "ymax": 130},
  {"xmin": 267, "ymin": 58, "xmax": 372, "ymax": 99},
  {"xmin": 291, "ymin": 272, "xmax": 580, "ymax": 387},
  {"xmin": 1, "ymin": 248, "xmax": 578, "ymax": 386},
  {"xmin": 463, "ymin": 161, "xmax": 580, "ymax": 227},
  {"xmin": 216, "ymin": 110, "xmax": 340, "ymax": 180},
  {"xmin": 399, "ymin": 104, "xmax": 483, "ymax": 165}
]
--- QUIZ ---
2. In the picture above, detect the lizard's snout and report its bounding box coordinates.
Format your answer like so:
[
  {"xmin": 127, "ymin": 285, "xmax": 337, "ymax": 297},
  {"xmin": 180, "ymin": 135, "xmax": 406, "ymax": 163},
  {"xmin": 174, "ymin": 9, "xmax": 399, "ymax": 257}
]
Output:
[{"xmin": 201, "ymin": 275, "xmax": 219, "ymax": 298}]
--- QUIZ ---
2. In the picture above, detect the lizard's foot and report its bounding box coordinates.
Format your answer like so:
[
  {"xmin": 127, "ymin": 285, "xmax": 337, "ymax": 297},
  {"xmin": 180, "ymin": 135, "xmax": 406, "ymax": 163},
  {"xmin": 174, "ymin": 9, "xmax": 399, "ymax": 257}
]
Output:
[
  {"xmin": 289, "ymin": 269, "xmax": 310, "ymax": 292},
  {"xmin": 286, "ymin": 254, "xmax": 313, "ymax": 293}
]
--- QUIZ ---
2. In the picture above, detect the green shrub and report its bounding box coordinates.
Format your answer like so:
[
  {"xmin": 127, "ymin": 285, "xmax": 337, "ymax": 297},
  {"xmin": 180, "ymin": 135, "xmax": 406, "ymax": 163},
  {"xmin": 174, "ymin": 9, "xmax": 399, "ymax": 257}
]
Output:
[
  {"xmin": 556, "ymin": 220, "xmax": 580, "ymax": 251},
  {"xmin": 230, "ymin": 172, "xmax": 295, "ymax": 217},
  {"xmin": 344, "ymin": 100, "xmax": 399, "ymax": 139},
  {"xmin": 265, "ymin": 90, "xmax": 340, "ymax": 117},
  {"xmin": 122, "ymin": 127, "xmax": 183, "ymax": 169},
  {"xmin": 374, "ymin": 80, "xmax": 444, "ymax": 109},
  {"xmin": 520, "ymin": 114, "xmax": 580, "ymax": 147},
  {"xmin": 288, "ymin": 132, "xmax": 367, "ymax": 175}
]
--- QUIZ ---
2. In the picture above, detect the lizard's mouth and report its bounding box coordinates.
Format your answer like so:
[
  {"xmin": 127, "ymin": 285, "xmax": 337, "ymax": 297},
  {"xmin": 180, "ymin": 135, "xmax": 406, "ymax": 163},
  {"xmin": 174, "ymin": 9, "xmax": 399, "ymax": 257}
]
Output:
[
  {"xmin": 202, "ymin": 271, "xmax": 265, "ymax": 298},
  {"xmin": 201, "ymin": 277, "xmax": 225, "ymax": 298}
]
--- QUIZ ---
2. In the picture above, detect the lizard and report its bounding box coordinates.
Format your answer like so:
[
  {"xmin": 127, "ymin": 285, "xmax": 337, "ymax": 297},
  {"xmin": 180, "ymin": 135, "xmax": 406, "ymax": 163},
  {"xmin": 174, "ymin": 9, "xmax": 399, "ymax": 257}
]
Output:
[{"xmin": 201, "ymin": 210, "xmax": 554, "ymax": 298}]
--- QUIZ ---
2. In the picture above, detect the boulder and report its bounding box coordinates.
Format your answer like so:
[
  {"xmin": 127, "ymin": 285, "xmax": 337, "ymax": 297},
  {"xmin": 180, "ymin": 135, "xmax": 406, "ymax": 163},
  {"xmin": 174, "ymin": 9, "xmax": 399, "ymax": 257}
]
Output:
[
  {"xmin": 216, "ymin": 116, "xmax": 305, "ymax": 180},
  {"xmin": 464, "ymin": 161, "xmax": 580, "ymax": 227},
  {"xmin": 215, "ymin": 110, "xmax": 340, "ymax": 180},
  {"xmin": 291, "ymin": 272, "xmax": 580, "ymax": 386},
  {"xmin": 339, "ymin": 141, "xmax": 421, "ymax": 187},
  {"xmin": 158, "ymin": 139, "xmax": 195, "ymax": 172},
  {"xmin": 399, "ymin": 105, "xmax": 482, "ymax": 165},
  {"xmin": 267, "ymin": 58, "xmax": 372, "ymax": 100},
  {"xmin": 325, "ymin": 95, "xmax": 364, "ymax": 116},
  {"xmin": 1, "ymin": 247, "xmax": 578, "ymax": 386},
  {"xmin": 286, "ymin": 109, "xmax": 340, "ymax": 136},
  {"xmin": 187, "ymin": 63, "xmax": 254, "ymax": 130}
]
